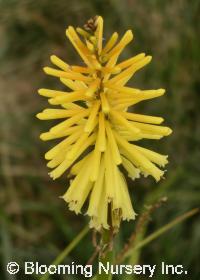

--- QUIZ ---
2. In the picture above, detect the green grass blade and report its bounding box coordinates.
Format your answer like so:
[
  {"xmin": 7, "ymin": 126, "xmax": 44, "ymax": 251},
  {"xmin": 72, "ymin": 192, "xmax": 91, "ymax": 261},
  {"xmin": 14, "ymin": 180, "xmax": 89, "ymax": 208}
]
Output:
[
  {"xmin": 40, "ymin": 225, "xmax": 89, "ymax": 280},
  {"xmin": 123, "ymin": 208, "xmax": 199, "ymax": 261}
]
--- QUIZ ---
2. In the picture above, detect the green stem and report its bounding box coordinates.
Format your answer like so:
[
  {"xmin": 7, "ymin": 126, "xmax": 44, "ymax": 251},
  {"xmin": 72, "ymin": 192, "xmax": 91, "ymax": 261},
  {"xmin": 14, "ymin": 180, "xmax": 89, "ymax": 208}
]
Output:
[
  {"xmin": 96, "ymin": 229, "xmax": 114, "ymax": 280},
  {"xmin": 123, "ymin": 207, "xmax": 199, "ymax": 260},
  {"xmin": 40, "ymin": 225, "xmax": 89, "ymax": 280}
]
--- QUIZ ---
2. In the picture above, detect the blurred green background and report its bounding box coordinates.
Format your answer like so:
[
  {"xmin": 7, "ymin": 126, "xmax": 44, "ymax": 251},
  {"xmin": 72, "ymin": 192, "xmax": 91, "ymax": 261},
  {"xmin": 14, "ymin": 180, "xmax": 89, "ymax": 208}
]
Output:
[{"xmin": 0, "ymin": 0, "xmax": 200, "ymax": 279}]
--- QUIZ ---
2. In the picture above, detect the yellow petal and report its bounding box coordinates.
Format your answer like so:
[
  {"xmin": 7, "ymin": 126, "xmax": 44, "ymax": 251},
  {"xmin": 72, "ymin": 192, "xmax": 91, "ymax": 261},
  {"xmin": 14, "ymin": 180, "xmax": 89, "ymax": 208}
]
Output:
[
  {"xmin": 131, "ymin": 122, "xmax": 172, "ymax": 136},
  {"xmin": 66, "ymin": 133, "xmax": 89, "ymax": 160},
  {"xmin": 47, "ymin": 152, "xmax": 65, "ymax": 169},
  {"xmin": 66, "ymin": 26, "xmax": 93, "ymax": 67},
  {"xmin": 105, "ymin": 56, "xmax": 152, "ymax": 86},
  {"xmin": 121, "ymin": 111, "xmax": 164, "ymax": 124},
  {"xmin": 40, "ymin": 125, "xmax": 81, "ymax": 141},
  {"xmin": 76, "ymin": 27, "xmax": 91, "ymax": 39},
  {"xmin": 90, "ymin": 148, "xmax": 101, "ymax": 182},
  {"xmin": 62, "ymin": 153, "xmax": 93, "ymax": 214},
  {"xmin": 69, "ymin": 153, "xmax": 90, "ymax": 176},
  {"xmin": 50, "ymin": 55, "xmax": 69, "ymax": 71},
  {"xmin": 84, "ymin": 100, "xmax": 100, "ymax": 133},
  {"xmin": 44, "ymin": 67, "xmax": 92, "ymax": 83},
  {"xmin": 109, "ymin": 110, "xmax": 140, "ymax": 134},
  {"xmin": 118, "ymin": 172, "xmax": 136, "ymax": 221},
  {"xmin": 45, "ymin": 129, "xmax": 82, "ymax": 160},
  {"xmin": 85, "ymin": 78, "xmax": 100, "ymax": 98},
  {"xmin": 50, "ymin": 109, "xmax": 90, "ymax": 134},
  {"xmin": 87, "ymin": 155, "xmax": 105, "ymax": 217},
  {"xmin": 49, "ymin": 90, "xmax": 87, "ymax": 105},
  {"xmin": 105, "ymin": 121, "xmax": 122, "ymax": 165},
  {"xmin": 49, "ymin": 133, "xmax": 96, "ymax": 179},
  {"xmin": 121, "ymin": 156, "xmax": 140, "ymax": 180},
  {"xmin": 60, "ymin": 78, "xmax": 86, "ymax": 91},
  {"xmin": 100, "ymin": 92, "xmax": 110, "ymax": 113},
  {"xmin": 116, "ymin": 53, "xmax": 145, "ymax": 69},
  {"xmin": 95, "ymin": 16, "xmax": 104, "ymax": 55},
  {"xmin": 101, "ymin": 32, "xmax": 118, "ymax": 54},
  {"xmin": 106, "ymin": 30, "xmax": 133, "ymax": 59},
  {"xmin": 38, "ymin": 88, "xmax": 66, "ymax": 98},
  {"xmin": 96, "ymin": 112, "xmax": 106, "ymax": 152},
  {"xmin": 104, "ymin": 144, "xmax": 115, "ymax": 200},
  {"xmin": 36, "ymin": 108, "xmax": 84, "ymax": 120},
  {"xmin": 115, "ymin": 132, "xmax": 164, "ymax": 181},
  {"xmin": 133, "ymin": 145, "xmax": 168, "ymax": 167}
]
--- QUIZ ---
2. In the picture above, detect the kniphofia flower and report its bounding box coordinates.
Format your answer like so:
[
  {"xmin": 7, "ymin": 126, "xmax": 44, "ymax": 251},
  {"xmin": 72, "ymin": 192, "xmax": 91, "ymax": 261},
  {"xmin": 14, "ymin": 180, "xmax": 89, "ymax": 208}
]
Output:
[{"xmin": 37, "ymin": 16, "xmax": 172, "ymax": 230}]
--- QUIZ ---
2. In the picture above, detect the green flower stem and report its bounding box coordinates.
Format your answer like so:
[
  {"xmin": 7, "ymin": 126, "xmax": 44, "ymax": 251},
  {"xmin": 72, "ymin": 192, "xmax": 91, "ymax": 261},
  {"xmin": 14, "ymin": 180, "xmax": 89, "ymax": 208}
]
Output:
[
  {"xmin": 40, "ymin": 225, "xmax": 89, "ymax": 280},
  {"xmin": 123, "ymin": 207, "xmax": 199, "ymax": 261},
  {"xmin": 96, "ymin": 228, "xmax": 114, "ymax": 280}
]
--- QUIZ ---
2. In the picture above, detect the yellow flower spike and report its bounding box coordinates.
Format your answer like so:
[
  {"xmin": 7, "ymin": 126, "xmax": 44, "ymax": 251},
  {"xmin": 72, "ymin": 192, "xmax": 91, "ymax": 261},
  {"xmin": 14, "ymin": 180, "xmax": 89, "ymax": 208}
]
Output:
[{"xmin": 37, "ymin": 16, "xmax": 172, "ymax": 231}]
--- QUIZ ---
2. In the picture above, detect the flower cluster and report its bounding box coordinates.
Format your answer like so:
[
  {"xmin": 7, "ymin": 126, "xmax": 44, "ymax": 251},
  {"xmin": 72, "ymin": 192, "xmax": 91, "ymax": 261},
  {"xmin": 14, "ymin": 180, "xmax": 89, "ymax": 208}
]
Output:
[{"xmin": 37, "ymin": 16, "xmax": 172, "ymax": 230}]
